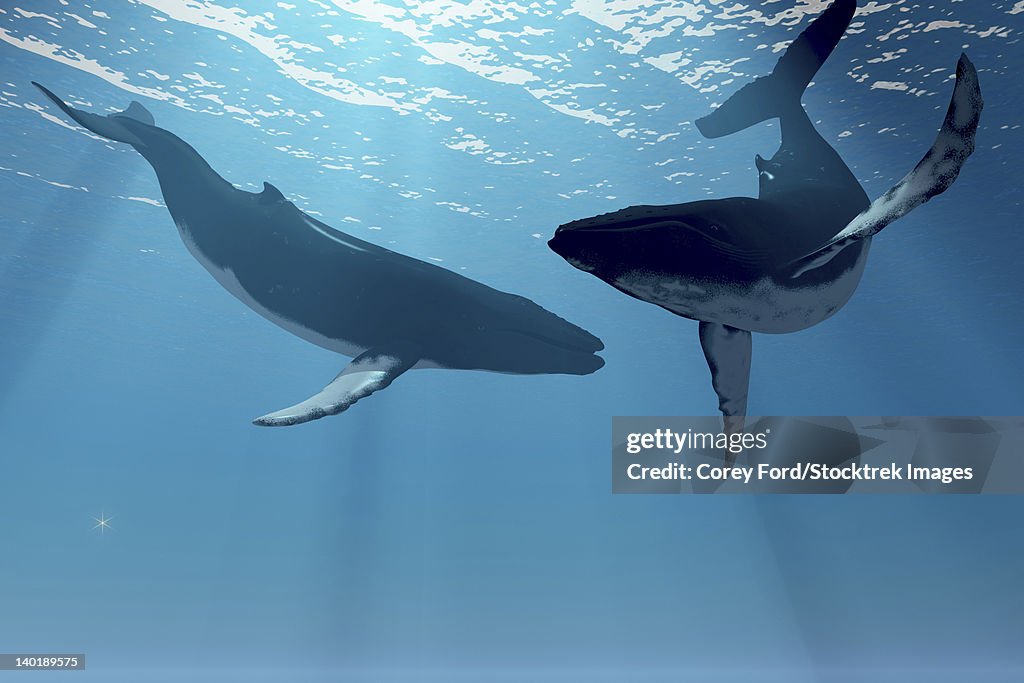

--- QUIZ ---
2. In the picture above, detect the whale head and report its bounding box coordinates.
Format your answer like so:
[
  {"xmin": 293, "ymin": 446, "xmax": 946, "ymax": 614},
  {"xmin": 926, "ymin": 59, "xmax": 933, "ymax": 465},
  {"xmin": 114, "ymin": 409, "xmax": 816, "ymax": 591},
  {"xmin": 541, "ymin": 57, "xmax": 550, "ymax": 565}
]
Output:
[
  {"xmin": 548, "ymin": 198, "xmax": 876, "ymax": 333},
  {"xmin": 548, "ymin": 201, "xmax": 769, "ymax": 300}
]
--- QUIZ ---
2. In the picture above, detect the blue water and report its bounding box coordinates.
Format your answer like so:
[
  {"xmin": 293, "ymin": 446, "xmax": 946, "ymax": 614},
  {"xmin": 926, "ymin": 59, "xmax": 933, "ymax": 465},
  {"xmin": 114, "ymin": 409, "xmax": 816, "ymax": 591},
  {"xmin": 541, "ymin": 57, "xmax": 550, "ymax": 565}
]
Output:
[{"xmin": 1, "ymin": 1, "xmax": 1022, "ymax": 681}]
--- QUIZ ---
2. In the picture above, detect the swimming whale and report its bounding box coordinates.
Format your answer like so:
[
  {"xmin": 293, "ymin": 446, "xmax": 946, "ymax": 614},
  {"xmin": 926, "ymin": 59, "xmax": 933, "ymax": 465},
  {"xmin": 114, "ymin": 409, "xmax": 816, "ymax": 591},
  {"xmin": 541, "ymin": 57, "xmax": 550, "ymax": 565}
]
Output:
[
  {"xmin": 34, "ymin": 82, "xmax": 604, "ymax": 426},
  {"xmin": 548, "ymin": 0, "xmax": 982, "ymax": 427}
]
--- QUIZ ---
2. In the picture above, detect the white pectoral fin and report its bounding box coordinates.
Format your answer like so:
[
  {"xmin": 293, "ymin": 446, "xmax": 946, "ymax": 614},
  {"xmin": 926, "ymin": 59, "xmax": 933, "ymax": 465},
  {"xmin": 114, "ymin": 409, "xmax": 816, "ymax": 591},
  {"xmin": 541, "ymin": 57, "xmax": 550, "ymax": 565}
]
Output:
[
  {"xmin": 253, "ymin": 344, "xmax": 420, "ymax": 427},
  {"xmin": 789, "ymin": 53, "xmax": 982, "ymax": 279}
]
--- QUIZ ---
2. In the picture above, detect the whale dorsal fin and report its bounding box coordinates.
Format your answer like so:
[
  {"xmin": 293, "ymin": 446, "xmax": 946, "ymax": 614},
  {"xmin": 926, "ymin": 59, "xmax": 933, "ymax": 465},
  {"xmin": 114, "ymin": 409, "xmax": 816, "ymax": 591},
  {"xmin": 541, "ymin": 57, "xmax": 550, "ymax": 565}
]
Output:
[
  {"xmin": 258, "ymin": 181, "xmax": 287, "ymax": 205},
  {"xmin": 111, "ymin": 101, "xmax": 154, "ymax": 126}
]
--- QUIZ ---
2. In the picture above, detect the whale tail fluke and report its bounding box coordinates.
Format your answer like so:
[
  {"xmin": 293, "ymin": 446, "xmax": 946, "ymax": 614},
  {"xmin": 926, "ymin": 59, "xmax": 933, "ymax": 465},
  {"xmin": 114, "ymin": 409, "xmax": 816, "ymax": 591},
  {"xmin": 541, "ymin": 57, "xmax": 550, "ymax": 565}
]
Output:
[
  {"xmin": 32, "ymin": 82, "xmax": 154, "ymax": 146},
  {"xmin": 695, "ymin": 0, "xmax": 857, "ymax": 138},
  {"xmin": 115, "ymin": 100, "xmax": 155, "ymax": 126}
]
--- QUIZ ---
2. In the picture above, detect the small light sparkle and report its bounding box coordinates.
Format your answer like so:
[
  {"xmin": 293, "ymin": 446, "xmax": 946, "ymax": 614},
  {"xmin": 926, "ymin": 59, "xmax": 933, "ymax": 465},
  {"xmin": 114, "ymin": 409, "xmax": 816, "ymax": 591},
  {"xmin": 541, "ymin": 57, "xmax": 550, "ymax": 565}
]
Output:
[{"xmin": 92, "ymin": 512, "xmax": 113, "ymax": 535}]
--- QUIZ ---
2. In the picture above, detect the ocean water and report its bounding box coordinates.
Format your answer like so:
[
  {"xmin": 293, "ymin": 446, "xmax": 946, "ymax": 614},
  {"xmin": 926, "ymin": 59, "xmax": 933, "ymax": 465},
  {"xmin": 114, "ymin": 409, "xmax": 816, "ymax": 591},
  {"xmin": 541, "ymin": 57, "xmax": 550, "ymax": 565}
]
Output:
[{"xmin": 1, "ymin": 1, "xmax": 1022, "ymax": 681}]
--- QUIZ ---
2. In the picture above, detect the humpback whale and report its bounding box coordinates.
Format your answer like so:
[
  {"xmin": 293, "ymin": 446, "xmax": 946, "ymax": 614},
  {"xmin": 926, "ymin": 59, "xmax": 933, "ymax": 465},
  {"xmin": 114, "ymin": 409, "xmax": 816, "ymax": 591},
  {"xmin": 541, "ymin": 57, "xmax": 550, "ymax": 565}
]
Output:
[
  {"xmin": 34, "ymin": 83, "xmax": 604, "ymax": 426},
  {"xmin": 548, "ymin": 0, "xmax": 982, "ymax": 427}
]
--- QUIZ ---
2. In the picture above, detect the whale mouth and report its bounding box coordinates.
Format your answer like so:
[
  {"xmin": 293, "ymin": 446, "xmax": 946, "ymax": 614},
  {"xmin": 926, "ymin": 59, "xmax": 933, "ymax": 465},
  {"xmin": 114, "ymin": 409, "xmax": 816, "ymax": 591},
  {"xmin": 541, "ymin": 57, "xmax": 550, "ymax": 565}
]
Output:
[
  {"xmin": 552, "ymin": 220, "xmax": 664, "ymax": 238},
  {"xmin": 548, "ymin": 217, "xmax": 731, "ymax": 262},
  {"xmin": 564, "ymin": 256, "xmax": 596, "ymax": 273},
  {"xmin": 507, "ymin": 327, "xmax": 605, "ymax": 360}
]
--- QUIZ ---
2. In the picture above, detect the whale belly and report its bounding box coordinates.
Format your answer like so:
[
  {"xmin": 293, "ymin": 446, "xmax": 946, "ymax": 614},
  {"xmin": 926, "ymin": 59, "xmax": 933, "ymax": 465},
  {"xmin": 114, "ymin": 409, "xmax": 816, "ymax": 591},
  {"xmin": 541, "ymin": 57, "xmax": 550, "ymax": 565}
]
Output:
[{"xmin": 617, "ymin": 242, "xmax": 869, "ymax": 334}]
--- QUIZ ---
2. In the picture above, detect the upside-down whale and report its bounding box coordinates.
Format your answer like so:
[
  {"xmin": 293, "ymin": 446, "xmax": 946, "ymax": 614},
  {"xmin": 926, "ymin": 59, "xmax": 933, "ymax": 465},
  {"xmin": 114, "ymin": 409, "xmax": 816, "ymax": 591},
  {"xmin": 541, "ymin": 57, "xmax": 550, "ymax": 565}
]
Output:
[
  {"xmin": 34, "ymin": 83, "xmax": 603, "ymax": 426},
  {"xmin": 548, "ymin": 0, "xmax": 982, "ymax": 428}
]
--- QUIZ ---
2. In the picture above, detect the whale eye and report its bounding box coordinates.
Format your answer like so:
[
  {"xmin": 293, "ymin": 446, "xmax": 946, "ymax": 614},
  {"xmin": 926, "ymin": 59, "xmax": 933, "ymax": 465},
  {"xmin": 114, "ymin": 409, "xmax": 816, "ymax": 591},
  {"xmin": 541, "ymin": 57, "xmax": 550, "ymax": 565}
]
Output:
[{"xmin": 705, "ymin": 223, "xmax": 733, "ymax": 244}]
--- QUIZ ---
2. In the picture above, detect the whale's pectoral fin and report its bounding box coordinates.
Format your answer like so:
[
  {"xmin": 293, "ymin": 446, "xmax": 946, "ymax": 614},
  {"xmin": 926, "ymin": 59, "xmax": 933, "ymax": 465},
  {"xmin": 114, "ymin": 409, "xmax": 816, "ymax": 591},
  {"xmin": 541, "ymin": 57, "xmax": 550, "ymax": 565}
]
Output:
[
  {"xmin": 252, "ymin": 343, "xmax": 420, "ymax": 427},
  {"xmin": 787, "ymin": 53, "xmax": 983, "ymax": 279},
  {"xmin": 699, "ymin": 322, "xmax": 751, "ymax": 435},
  {"xmin": 32, "ymin": 82, "xmax": 152, "ymax": 146}
]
